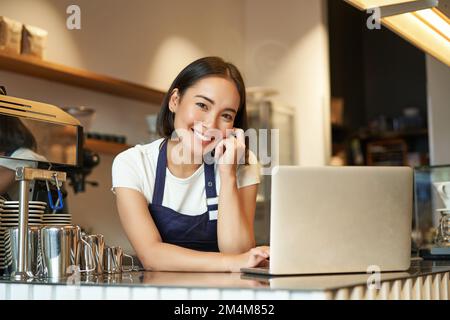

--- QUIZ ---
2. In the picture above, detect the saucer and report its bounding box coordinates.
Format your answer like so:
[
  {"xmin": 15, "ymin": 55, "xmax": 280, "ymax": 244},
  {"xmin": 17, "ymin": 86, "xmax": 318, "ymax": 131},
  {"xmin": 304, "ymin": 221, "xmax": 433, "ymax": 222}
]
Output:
[
  {"xmin": 2, "ymin": 205, "xmax": 46, "ymax": 210},
  {"xmin": 1, "ymin": 210, "xmax": 45, "ymax": 214},
  {"xmin": 4, "ymin": 201, "xmax": 47, "ymax": 206}
]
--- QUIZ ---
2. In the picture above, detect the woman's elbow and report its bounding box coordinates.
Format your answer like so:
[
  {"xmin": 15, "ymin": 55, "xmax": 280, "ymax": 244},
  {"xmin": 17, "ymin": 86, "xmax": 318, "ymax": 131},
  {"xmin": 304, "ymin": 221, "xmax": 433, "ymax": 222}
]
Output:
[
  {"xmin": 136, "ymin": 242, "xmax": 165, "ymax": 271},
  {"xmin": 140, "ymin": 256, "xmax": 166, "ymax": 271}
]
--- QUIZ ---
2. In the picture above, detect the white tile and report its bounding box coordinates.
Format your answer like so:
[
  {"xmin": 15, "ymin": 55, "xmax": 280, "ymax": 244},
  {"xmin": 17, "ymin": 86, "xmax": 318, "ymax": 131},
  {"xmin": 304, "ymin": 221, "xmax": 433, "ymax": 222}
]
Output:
[
  {"xmin": 255, "ymin": 290, "xmax": 290, "ymax": 300},
  {"xmin": 290, "ymin": 291, "xmax": 328, "ymax": 300},
  {"xmin": 9, "ymin": 284, "xmax": 30, "ymax": 299},
  {"xmin": 159, "ymin": 288, "xmax": 189, "ymax": 300},
  {"xmin": 189, "ymin": 288, "xmax": 221, "ymax": 300},
  {"xmin": 221, "ymin": 289, "xmax": 255, "ymax": 300},
  {"xmin": 79, "ymin": 286, "xmax": 104, "ymax": 300},
  {"xmin": 104, "ymin": 286, "xmax": 131, "ymax": 300},
  {"xmin": 54, "ymin": 285, "xmax": 80, "ymax": 300},
  {"xmin": 0, "ymin": 283, "xmax": 8, "ymax": 300},
  {"xmin": 32, "ymin": 285, "xmax": 54, "ymax": 300},
  {"xmin": 130, "ymin": 287, "xmax": 159, "ymax": 300}
]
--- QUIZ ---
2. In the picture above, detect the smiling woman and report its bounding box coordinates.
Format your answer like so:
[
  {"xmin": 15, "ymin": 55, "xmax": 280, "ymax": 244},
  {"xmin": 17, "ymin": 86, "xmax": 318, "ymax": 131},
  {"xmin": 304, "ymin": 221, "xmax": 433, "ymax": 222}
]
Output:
[
  {"xmin": 111, "ymin": 57, "xmax": 269, "ymax": 272},
  {"xmin": 165, "ymin": 76, "xmax": 243, "ymax": 165}
]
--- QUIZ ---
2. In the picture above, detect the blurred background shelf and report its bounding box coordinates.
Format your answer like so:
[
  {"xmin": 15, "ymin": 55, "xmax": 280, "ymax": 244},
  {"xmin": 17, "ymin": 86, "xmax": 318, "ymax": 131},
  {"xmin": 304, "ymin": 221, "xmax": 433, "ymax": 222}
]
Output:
[
  {"xmin": 84, "ymin": 139, "xmax": 131, "ymax": 155},
  {"xmin": 356, "ymin": 129, "xmax": 429, "ymax": 141},
  {"xmin": 0, "ymin": 51, "xmax": 165, "ymax": 104}
]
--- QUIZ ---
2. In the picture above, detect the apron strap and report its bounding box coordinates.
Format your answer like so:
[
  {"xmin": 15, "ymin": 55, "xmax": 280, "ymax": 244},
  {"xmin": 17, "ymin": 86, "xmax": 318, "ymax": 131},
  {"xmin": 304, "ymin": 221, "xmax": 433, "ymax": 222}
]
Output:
[
  {"xmin": 153, "ymin": 139, "xmax": 219, "ymax": 220},
  {"xmin": 204, "ymin": 162, "xmax": 218, "ymax": 220},
  {"xmin": 152, "ymin": 139, "xmax": 168, "ymax": 205}
]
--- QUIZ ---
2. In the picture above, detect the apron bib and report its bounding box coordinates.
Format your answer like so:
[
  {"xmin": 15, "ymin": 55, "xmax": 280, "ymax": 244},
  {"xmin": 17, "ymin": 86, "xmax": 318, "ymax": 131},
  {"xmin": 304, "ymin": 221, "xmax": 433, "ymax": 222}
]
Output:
[{"xmin": 148, "ymin": 139, "xmax": 219, "ymax": 252}]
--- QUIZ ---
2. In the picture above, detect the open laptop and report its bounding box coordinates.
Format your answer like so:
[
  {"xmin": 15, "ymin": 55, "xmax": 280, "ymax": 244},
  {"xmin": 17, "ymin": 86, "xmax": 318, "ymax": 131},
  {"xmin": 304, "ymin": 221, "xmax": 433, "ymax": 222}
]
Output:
[{"xmin": 242, "ymin": 166, "xmax": 413, "ymax": 276}]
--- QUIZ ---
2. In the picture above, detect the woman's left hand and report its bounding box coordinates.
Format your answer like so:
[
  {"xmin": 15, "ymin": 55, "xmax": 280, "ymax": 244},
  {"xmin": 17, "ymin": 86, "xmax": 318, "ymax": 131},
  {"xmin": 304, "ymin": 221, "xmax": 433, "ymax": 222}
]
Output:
[{"xmin": 214, "ymin": 128, "xmax": 246, "ymax": 177}]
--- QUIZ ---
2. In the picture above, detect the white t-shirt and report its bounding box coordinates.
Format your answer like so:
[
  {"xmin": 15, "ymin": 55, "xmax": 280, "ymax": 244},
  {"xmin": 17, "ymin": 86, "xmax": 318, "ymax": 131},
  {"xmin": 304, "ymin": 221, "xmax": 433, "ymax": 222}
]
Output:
[
  {"xmin": 0, "ymin": 148, "xmax": 48, "ymax": 200},
  {"xmin": 111, "ymin": 138, "xmax": 260, "ymax": 216}
]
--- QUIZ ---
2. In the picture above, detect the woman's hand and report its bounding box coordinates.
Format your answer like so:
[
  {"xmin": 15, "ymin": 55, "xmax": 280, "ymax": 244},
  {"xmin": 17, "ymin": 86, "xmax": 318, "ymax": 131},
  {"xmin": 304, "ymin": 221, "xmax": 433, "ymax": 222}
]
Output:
[
  {"xmin": 214, "ymin": 128, "xmax": 246, "ymax": 178},
  {"xmin": 227, "ymin": 246, "xmax": 270, "ymax": 272}
]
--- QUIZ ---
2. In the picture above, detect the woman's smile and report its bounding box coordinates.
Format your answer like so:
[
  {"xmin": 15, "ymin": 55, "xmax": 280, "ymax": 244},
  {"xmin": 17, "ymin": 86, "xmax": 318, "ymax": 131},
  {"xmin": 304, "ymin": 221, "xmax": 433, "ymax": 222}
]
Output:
[{"xmin": 191, "ymin": 127, "xmax": 216, "ymax": 147}]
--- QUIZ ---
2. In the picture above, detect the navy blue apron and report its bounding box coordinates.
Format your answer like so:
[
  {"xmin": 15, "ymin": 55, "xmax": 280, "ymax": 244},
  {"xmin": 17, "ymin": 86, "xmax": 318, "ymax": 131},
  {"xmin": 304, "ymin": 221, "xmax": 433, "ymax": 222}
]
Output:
[{"xmin": 149, "ymin": 139, "xmax": 219, "ymax": 252}]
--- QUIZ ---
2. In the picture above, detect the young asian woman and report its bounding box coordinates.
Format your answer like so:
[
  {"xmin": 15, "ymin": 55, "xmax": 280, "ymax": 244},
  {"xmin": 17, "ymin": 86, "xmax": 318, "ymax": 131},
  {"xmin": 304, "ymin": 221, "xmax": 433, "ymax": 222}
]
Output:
[{"xmin": 112, "ymin": 56, "xmax": 270, "ymax": 272}]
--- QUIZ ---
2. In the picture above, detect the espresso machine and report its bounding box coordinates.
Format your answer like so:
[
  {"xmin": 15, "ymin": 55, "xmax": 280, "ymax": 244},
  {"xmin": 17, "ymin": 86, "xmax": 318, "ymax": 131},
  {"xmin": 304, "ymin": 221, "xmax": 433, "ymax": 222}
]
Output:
[{"xmin": 0, "ymin": 93, "xmax": 84, "ymax": 279}]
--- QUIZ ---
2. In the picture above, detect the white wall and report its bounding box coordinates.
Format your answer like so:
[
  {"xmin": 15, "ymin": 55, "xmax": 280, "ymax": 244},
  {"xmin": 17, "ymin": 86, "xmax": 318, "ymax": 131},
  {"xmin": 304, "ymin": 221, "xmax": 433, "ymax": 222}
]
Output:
[
  {"xmin": 426, "ymin": 55, "xmax": 450, "ymax": 166},
  {"xmin": 244, "ymin": 0, "xmax": 331, "ymax": 165},
  {"xmin": 0, "ymin": 0, "xmax": 245, "ymax": 91},
  {"xmin": 1, "ymin": 0, "xmax": 331, "ymax": 253}
]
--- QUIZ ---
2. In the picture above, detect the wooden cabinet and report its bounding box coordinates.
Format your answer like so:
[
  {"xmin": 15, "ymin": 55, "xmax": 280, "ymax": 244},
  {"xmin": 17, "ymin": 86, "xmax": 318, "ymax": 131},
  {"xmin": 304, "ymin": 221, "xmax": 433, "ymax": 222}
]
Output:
[
  {"xmin": 354, "ymin": 130, "xmax": 429, "ymax": 167},
  {"xmin": 366, "ymin": 139, "xmax": 408, "ymax": 166}
]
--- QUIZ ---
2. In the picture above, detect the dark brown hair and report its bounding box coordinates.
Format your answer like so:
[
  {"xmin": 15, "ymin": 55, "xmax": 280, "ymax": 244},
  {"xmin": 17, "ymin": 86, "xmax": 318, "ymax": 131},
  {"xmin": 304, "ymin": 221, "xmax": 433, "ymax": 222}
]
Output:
[
  {"xmin": 157, "ymin": 56, "xmax": 248, "ymax": 138},
  {"xmin": 157, "ymin": 57, "xmax": 248, "ymax": 138}
]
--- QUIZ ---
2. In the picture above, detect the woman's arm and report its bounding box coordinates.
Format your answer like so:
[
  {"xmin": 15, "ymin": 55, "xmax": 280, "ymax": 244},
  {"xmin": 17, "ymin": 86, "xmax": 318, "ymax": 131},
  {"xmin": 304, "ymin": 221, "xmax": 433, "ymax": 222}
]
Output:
[
  {"xmin": 115, "ymin": 187, "xmax": 268, "ymax": 272},
  {"xmin": 217, "ymin": 176, "xmax": 257, "ymax": 253},
  {"xmin": 214, "ymin": 129, "xmax": 258, "ymax": 254},
  {"xmin": 0, "ymin": 166, "xmax": 15, "ymax": 195}
]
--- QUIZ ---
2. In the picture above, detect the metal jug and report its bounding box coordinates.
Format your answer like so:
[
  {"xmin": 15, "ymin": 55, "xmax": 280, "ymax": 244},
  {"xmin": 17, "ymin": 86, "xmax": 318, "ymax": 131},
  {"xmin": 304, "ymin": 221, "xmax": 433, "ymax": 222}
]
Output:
[
  {"xmin": 81, "ymin": 234, "xmax": 104, "ymax": 274},
  {"xmin": 40, "ymin": 225, "xmax": 94, "ymax": 279},
  {"xmin": 6, "ymin": 226, "xmax": 42, "ymax": 278},
  {"xmin": 103, "ymin": 246, "xmax": 134, "ymax": 274}
]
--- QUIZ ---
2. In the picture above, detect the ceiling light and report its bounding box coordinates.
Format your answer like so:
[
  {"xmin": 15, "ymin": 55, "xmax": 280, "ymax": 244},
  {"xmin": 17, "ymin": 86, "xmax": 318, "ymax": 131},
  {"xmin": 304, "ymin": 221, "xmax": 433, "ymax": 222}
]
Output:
[{"xmin": 345, "ymin": 0, "xmax": 450, "ymax": 67}]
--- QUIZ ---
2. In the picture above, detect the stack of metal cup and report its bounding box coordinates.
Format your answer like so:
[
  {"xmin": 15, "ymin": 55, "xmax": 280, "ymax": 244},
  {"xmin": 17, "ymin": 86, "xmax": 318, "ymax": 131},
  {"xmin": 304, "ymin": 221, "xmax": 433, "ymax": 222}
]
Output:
[{"xmin": 0, "ymin": 200, "xmax": 45, "ymax": 276}]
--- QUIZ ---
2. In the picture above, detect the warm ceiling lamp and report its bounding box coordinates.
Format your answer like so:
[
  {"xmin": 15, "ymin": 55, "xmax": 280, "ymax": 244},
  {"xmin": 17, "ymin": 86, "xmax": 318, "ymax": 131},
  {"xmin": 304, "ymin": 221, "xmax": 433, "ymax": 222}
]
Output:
[{"xmin": 345, "ymin": 0, "xmax": 450, "ymax": 67}]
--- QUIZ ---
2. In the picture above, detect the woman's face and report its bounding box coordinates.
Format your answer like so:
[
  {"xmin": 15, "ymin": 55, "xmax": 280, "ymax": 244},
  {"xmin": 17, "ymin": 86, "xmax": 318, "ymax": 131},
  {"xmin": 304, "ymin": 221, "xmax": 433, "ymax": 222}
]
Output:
[{"xmin": 169, "ymin": 76, "xmax": 241, "ymax": 161}]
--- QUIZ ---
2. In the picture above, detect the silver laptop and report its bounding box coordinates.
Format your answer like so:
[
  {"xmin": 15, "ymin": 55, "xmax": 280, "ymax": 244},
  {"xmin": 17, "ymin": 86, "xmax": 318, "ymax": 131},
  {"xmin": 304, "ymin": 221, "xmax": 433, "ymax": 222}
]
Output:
[{"xmin": 242, "ymin": 166, "xmax": 413, "ymax": 275}]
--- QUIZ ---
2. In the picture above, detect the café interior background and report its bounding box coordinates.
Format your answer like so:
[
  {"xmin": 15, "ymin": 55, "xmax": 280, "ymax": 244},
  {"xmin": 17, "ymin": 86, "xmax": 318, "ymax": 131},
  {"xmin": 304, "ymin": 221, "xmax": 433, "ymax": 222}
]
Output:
[{"xmin": 0, "ymin": 0, "xmax": 449, "ymax": 254}]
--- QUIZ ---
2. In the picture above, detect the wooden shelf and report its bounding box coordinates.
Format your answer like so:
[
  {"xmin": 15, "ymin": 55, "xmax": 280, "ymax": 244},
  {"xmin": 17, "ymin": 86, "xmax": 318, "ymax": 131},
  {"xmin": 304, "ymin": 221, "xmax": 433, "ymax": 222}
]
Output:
[
  {"xmin": 355, "ymin": 129, "xmax": 428, "ymax": 141},
  {"xmin": 0, "ymin": 51, "xmax": 165, "ymax": 104},
  {"xmin": 84, "ymin": 139, "xmax": 131, "ymax": 155}
]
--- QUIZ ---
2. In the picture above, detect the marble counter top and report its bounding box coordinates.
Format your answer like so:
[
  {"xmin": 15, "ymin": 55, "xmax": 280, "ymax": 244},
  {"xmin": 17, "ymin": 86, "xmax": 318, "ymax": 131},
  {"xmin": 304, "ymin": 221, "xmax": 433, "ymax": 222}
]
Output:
[{"xmin": 0, "ymin": 259, "xmax": 449, "ymax": 295}]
